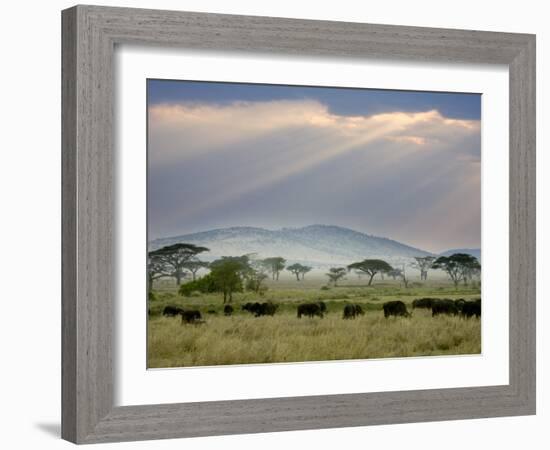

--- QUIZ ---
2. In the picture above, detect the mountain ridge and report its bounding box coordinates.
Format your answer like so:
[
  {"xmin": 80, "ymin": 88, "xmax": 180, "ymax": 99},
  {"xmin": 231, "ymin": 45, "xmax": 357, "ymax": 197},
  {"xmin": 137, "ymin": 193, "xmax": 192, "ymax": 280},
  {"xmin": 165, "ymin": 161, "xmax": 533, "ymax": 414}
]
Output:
[{"xmin": 148, "ymin": 224, "xmax": 434, "ymax": 267}]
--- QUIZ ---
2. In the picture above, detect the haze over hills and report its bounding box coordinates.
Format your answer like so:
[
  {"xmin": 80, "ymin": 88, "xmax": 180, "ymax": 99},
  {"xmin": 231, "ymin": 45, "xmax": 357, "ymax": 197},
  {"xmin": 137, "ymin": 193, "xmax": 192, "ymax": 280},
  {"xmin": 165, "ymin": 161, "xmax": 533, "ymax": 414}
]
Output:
[{"xmin": 148, "ymin": 224, "xmax": 435, "ymax": 268}]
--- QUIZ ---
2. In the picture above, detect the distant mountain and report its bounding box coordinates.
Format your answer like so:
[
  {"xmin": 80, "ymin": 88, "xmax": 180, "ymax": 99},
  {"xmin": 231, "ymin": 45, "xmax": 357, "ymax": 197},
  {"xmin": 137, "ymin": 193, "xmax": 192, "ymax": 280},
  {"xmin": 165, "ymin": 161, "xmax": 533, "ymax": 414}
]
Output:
[
  {"xmin": 148, "ymin": 225, "xmax": 433, "ymax": 268},
  {"xmin": 439, "ymin": 248, "xmax": 481, "ymax": 261}
]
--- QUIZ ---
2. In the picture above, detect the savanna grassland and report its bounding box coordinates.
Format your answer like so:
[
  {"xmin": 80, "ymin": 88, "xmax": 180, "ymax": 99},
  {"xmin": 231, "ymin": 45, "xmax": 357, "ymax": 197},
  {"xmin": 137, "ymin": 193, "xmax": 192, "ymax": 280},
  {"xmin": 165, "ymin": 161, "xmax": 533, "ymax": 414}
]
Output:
[{"xmin": 147, "ymin": 277, "xmax": 481, "ymax": 368}]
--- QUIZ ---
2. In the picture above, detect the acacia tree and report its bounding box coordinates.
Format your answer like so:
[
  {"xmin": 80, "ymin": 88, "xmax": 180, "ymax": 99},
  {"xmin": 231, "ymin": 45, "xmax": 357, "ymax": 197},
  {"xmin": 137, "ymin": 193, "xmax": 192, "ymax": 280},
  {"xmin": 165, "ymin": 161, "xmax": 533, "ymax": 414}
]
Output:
[
  {"xmin": 300, "ymin": 265, "xmax": 312, "ymax": 280},
  {"xmin": 386, "ymin": 268, "xmax": 403, "ymax": 280},
  {"xmin": 147, "ymin": 254, "xmax": 168, "ymax": 294},
  {"xmin": 209, "ymin": 256, "xmax": 248, "ymax": 303},
  {"xmin": 286, "ymin": 263, "xmax": 311, "ymax": 281},
  {"xmin": 460, "ymin": 257, "xmax": 481, "ymax": 285},
  {"xmin": 326, "ymin": 267, "xmax": 347, "ymax": 286},
  {"xmin": 432, "ymin": 253, "xmax": 480, "ymax": 288},
  {"xmin": 262, "ymin": 257, "xmax": 286, "ymax": 281},
  {"xmin": 183, "ymin": 259, "xmax": 210, "ymax": 281},
  {"xmin": 148, "ymin": 243, "xmax": 209, "ymax": 286},
  {"xmin": 347, "ymin": 259, "xmax": 393, "ymax": 286},
  {"xmin": 411, "ymin": 256, "xmax": 436, "ymax": 281}
]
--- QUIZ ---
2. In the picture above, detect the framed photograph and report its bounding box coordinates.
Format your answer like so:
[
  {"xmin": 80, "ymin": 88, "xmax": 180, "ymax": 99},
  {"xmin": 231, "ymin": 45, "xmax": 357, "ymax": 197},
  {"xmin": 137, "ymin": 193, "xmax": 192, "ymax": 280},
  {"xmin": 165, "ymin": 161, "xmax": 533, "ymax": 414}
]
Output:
[{"xmin": 62, "ymin": 5, "xmax": 536, "ymax": 444}]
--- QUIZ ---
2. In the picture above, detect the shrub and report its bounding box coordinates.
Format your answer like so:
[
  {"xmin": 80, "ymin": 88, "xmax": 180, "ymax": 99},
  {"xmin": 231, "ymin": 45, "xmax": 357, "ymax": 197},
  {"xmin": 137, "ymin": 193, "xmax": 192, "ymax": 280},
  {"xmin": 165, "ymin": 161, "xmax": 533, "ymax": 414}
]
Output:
[{"xmin": 179, "ymin": 274, "xmax": 217, "ymax": 296}]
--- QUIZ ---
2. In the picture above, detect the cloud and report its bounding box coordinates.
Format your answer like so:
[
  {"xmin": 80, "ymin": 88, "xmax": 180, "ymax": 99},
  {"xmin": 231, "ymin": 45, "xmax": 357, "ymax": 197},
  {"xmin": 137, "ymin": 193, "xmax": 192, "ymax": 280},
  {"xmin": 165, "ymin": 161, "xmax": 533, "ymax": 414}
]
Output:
[{"xmin": 148, "ymin": 99, "xmax": 481, "ymax": 251}]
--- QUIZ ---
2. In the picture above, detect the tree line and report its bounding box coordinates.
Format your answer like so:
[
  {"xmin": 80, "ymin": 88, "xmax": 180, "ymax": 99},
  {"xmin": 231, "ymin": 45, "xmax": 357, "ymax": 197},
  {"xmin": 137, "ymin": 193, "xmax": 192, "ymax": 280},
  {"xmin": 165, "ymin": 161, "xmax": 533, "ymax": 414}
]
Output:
[{"xmin": 148, "ymin": 243, "xmax": 481, "ymax": 303}]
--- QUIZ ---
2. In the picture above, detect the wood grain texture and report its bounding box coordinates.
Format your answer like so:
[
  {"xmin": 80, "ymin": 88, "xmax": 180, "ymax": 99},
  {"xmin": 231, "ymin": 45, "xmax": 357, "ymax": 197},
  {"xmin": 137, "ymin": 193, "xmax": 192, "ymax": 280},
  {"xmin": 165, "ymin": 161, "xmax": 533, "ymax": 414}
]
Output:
[{"xmin": 61, "ymin": 5, "xmax": 536, "ymax": 444}]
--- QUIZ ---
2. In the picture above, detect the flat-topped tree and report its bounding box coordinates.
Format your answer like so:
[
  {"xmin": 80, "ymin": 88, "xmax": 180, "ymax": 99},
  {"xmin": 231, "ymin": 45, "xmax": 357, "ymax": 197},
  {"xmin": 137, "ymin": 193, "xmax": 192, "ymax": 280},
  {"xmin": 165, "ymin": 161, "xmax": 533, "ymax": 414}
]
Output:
[
  {"xmin": 148, "ymin": 243, "xmax": 209, "ymax": 286},
  {"xmin": 326, "ymin": 267, "xmax": 347, "ymax": 286},
  {"xmin": 411, "ymin": 256, "xmax": 436, "ymax": 281},
  {"xmin": 347, "ymin": 259, "xmax": 393, "ymax": 286},
  {"xmin": 147, "ymin": 254, "xmax": 169, "ymax": 294},
  {"xmin": 262, "ymin": 257, "xmax": 286, "ymax": 281},
  {"xmin": 432, "ymin": 253, "xmax": 481, "ymax": 287},
  {"xmin": 286, "ymin": 263, "xmax": 312, "ymax": 281},
  {"xmin": 300, "ymin": 265, "xmax": 312, "ymax": 280},
  {"xmin": 183, "ymin": 259, "xmax": 210, "ymax": 281}
]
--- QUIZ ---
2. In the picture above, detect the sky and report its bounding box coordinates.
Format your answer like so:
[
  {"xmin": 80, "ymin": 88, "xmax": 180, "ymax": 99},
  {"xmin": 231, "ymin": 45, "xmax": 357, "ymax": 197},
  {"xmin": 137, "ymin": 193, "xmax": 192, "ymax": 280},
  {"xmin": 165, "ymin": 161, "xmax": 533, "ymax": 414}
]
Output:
[{"xmin": 147, "ymin": 79, "xmax": 481, "ymax": 253}]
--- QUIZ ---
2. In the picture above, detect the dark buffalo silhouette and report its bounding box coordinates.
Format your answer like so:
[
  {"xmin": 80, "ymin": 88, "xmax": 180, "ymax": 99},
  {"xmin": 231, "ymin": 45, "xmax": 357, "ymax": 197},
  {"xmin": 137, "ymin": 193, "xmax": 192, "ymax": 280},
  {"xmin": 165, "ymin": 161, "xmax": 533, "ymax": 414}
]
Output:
[
  {"xmin": 412, "ymin": 298, "xmax": 435, "ymax": 309},
  {"xmin": 432, "ymin": 299, "xmax": 459, "ymax": 317},
  {"xmin": 163, "ymin": 305, "xmax": 184, "ymax": 317},
  {"xmin": 343, "ymin": 304, "xmax": 365, "ymax": 319},
  {"xmin": 454, "ymin": 299, "xmax": 466, "ymax": 312},
  {"xmin": 318, "ymin": 301, "xmax": 327, "ymax": 314},
  {"xmin": 180, "ymin": 310, "xmax": 202, "ymax": 324},
  {"xmin": 460, "ymin": 300, "xmax": 481, "ymax": 318},
  {"xmin": 243, "ymin": 302, "xmax": 278, "ymax": 317},
  {"xmin": 254, "ymin": 302, "xmax": 278, "ymax": 317},
  {"xmin": 297, "ymin": 302, "xmax": 324, "ymax": 318},
  {"xmin": 242, "ymin": 302, "xmax": 258, "ymax": 313},
  {"xmin": 383, "ymin": 301, "xmax": 410, "ymax": 318},
  {"xmin": 224, "ymin": 305, "xmax": 234, "ymax": 316},
  {"xmin": 207, "ymin": 309, "xmax": 217, "ymax": 315}
]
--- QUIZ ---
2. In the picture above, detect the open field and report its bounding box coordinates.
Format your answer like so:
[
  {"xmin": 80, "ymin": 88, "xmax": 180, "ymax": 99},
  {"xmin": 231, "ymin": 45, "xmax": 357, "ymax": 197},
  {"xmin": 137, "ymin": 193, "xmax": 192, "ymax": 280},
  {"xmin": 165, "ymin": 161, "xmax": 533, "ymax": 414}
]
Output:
[{"xmin": 147, "ymin": 279, "xmax": 481, "ymax": 368}]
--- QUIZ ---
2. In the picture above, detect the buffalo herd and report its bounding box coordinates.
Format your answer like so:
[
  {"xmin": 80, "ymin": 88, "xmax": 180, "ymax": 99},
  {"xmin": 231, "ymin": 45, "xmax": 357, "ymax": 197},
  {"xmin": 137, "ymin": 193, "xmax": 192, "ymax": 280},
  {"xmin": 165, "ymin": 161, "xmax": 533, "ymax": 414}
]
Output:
[
  {"xmin": 161, "ymin": 297, "xmax": 481, "ymax": 324},
  {"xmin": 412, "ymin": 297, "xmax": 481, "ymax": 318}
]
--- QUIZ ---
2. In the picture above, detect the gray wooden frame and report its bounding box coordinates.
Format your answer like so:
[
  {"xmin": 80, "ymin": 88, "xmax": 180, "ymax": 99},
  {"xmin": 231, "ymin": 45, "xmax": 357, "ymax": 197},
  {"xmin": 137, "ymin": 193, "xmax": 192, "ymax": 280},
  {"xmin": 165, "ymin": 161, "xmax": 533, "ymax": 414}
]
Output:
[{"xmin": 62, "ymin": 4, "xmax": 536, "ymax": 444}]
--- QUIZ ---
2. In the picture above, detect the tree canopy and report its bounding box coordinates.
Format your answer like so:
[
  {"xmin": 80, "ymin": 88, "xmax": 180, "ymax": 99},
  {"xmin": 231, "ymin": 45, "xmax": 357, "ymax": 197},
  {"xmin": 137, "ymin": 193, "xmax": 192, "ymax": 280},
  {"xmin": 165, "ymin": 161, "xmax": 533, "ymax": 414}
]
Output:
[
  {"xmin": 208, "ymin": 256, "xmax": 249, "ymax": 303},
  {"xmin": 347, "ymin": 259, "xmax": 393, "ymax": 286},
  {"xmin": 411, "ymin": 256, "xmax": 436, "ymax": 281},
  {"xmin": 432, "ymin": 253, "xmax": 480, "ymax": 287},
  {"xmin": 262, "ymin": 257, "xmax": 286, "ymax": 281},
  {"xmin": 148, "ymin": 243, "xmax": 209, "ymax": 286},
  {"xmin": 326, "ymin": 267, "xmax": 347, "ymax": 286},
  {"xmin": 286, "ymin": 263, "xmax": 312, "ymax": 281}
]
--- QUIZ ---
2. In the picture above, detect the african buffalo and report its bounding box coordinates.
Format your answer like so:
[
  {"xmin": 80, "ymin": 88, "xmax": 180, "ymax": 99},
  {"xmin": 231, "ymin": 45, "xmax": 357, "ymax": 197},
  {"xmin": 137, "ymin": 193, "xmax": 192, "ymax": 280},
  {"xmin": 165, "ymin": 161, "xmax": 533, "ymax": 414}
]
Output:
[
  {"xmin": 383, "ymin": 301, "xmax": 410, "ymax": 318},
  {"xmin": 180, "ymin": 310, "xmax": 202, "ymax": 324},
  {"xmin": 255, "ymin": 302, "xmax": 278, "ymax": 317},
  {"xmin": 460, "ymin": 300, "xmax": 481, "ymax": 318},
  {"xmin": 412, "ymin": 298, "xmax": 435, "ymax": 309},
  {"xmin": 431, "ymin": 299, "xmax": 459, "ymax": 317},
  {"xmin": 243, "ymin": 302, "xmax": 278, "ymax": 317},
  {"xmin": 241, "ymin": 302, "xmax": 256, "ymax": 313},
  {"xmin": 224, "ymin": 305, "xmax": 234, "ymax": 316},
  {"xmin": 163, "ymin": 305, "xmax": 184, "ymax": 317},
  {"xmin": 343, "ymin": 304, "xmax": 365, "ymax": 319},
  {"xmin": 454, "ymin": 299, "xmax": 466, "ymax": 312},
  {"xmin": 297, "ymin": 302, "xmax": 324, "ymax": 318},
  {"xmin": 318, "ymin": 301, "xmax": 327, "ymax": 313}
]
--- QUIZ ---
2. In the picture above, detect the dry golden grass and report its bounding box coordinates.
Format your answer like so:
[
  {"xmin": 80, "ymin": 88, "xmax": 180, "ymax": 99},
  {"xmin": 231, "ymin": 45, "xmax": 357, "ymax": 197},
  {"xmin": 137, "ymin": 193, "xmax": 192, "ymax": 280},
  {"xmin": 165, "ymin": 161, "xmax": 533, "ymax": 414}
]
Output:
[{"xmin": 147, "ymin": 308, "xmax": 481, "ymax": 368}]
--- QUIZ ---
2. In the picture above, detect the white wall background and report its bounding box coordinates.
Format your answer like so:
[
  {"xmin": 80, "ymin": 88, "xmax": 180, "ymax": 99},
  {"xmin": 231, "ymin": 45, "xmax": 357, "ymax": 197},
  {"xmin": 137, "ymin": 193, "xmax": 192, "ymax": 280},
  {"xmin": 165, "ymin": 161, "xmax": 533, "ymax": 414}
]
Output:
[{"xmin": 0, "ymin": 1, "xmax": 546, "ymax": 448}]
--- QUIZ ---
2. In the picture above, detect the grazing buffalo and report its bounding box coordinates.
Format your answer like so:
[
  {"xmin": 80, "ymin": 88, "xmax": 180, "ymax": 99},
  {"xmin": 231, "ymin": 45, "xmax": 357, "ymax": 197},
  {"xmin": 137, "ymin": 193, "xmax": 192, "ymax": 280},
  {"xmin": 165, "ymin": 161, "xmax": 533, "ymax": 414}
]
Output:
[
  {"xmin": 224, "ymin": 305, "xmax": 234, "ymax": 316},
  {"xmin": 241, "ymin": 302, "xmax": 257, "ymax": 313},
  {"xmin": 431, "ymin": 299, "xmax": 459, "ymax": 317},
  {"xmin": 297, "ymin": 302, "xmax": 324, "ymax": 318},
  {"xmin": 383, "ymin": 301, "xmax": 410, "ymax": 318},
  {"xmin": 163, "ymin": 305, "xmax": 184, "ymax": 317},
  {"xmin": 243, "ymin": 302, "xmax": 278, "ymax": 317},
  {"xmin": 180, "ymin": 310, "xmax": 202, "ymax": 324},
  {"xmin": 318, "ymin": 301, "xmax": 327, "ymax": 314},
  {"xmin": 460, "ymin": 300, "xmax": 481, "ymax": 318},
  {"xmin": 343, "ymin": 304, "xmax": 365, "ymax": 319},
  {"xmin": 412, "ymin": 298, "xmax": 435, "ymax": 309},
  {"xmin": 254, "ymin": 302, "xmax": 278, "ymax": 317}
]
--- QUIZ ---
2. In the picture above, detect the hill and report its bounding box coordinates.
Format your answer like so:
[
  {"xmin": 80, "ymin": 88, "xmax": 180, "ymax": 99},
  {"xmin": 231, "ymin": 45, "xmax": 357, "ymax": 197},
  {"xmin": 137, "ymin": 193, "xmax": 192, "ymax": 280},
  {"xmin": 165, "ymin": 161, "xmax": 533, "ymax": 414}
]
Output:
[{"xmin": 149, "ymin": 225, "xmax": 433, "ymax": 268}]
